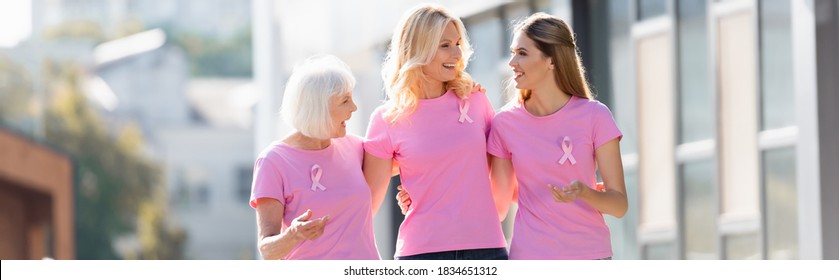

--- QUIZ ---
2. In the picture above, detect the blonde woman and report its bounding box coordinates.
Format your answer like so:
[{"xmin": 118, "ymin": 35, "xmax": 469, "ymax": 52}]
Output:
[
  {"xmin": 363, "ymin": 4, "xmax": 507, "ymax": 260},
  {"xmin": 250, "ymin": 55, "xmax": 380, "ymax": 260},
  {"xmin": 487, "ymin": 13, "xmax": 628, "ymax": 260}
]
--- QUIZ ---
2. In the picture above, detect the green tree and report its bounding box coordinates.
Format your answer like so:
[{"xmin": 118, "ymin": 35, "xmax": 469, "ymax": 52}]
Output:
[
  {"xmin": 171, "ymin": 28, "xmax": 253, "ymax": 77},
  {"xmin": 42, "ymin": 20, "xmax": 105, "ymax": 42},
  {"xmin": 0, "ymin": 54, "xmax": 34, "ymax": 126},
  {"xmin": 113, "ymin": 17, "xmax": 146, "ymax": 39},
  {"xmin": 42, "ymin": 64, "xmax": 185, "ymax": 259}
]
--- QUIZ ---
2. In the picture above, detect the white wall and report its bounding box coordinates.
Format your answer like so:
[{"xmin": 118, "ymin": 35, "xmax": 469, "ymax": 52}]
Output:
[{"xmin": 157, "ymin": 126, "xmax": 255, "ymax": 260}]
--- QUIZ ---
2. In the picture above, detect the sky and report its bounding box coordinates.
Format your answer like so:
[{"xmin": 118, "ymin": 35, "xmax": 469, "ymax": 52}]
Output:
[{"xmin": 0, "ymin": 0, "xmax": 32, "ymax": 47}]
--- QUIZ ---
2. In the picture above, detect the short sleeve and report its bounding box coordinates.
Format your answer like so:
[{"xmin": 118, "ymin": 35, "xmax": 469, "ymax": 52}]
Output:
[
  {"xmin": 363, "ymin": 107, "xmax": 396, "ymax": 160},
  {"xmin": 476, "ymin": 91, "xmax": 496, "ymax": 137},
  {"xmin": 487, "ymin": 117, "xmax": 511, "ymax": 159},
  {"xmin": 344, "ymin": 134, "xmax": 365, "ymax": 165},
  {"xmin": 249, "ymin": 156, "xmax": 285, "ymax": 208},
  {"xmin": 591, "ymin": 102, "xmax": 623, "ymax": 149}
]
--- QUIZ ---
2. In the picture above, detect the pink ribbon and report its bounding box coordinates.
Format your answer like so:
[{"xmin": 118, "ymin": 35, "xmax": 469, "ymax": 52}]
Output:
[
  {"xmin": 458, "ymin": 99, "xmax": 473, "ymax": 123},
  {"xmin": 557, "ymin": 136, "xmax": 576, "ymax": 165},
  {"xmin": 310, "ymin": 164, "xmax": 326, "ymax": 191}
]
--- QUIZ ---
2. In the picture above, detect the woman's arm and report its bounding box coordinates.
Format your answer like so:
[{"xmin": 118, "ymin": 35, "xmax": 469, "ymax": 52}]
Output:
[
  {"xmin": 588, "ymin": 138, "xmax": 628, "ymax": 217},
  {"xmin": 363, "ymin": 152, "xmax": 393, "ymax": 216},
  {"xmin": 489, "ymin": 154, "xmax": 517, "ymax": 221},
  {"xmin": 551, "ymin": 139, "xmax": 627, "ymax": 218},
  {"xmin": 255, "ymin": 198, "xmax": 329, "ymax": 259}
]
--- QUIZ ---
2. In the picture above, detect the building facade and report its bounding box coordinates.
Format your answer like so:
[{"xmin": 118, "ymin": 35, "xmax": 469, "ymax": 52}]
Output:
[
  {"xmin": 0, "ymin": 127, "xmax": 74, "ymax": 260},
  {"xmin": 90, "ymin": 34, "xmax": 257, "ymax": 259}
]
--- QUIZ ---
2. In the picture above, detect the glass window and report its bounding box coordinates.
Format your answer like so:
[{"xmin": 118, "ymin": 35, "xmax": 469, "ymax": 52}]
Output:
[
  {"xmin": 609, "ymin": 0, "xmax": 637, "ymax": 154},
  {"xmin": 236, "ymin": 166, "xmax": 253, "ymax": 202},
  {"xmin": 607, "ymin": 169, "xmax": 639, "ymax": 260},
  {"xmin": 643, "ymin": 242, "xmax": 676, "ymax": 259},
  {"xmin": 196, "ymin": 184, "xmax": 211, "ymax": 206},
  {"xmin": 502, "ymin": 2, "xmax": 531, "ymax": 53},
  {"xmin": 580, "ymin": 0, "xmax": 613, "ymax": 107},
  {"xmin": 724, "ymin": 233, "xmax": 761, "ymax": 259},
  {"xmin": 681, "ymin": 160, "xmax": 718, "ymax": 259},
  {"xmin": 637, "ymin": 0, "xmax": 667, "ymax": 21},
  {"xmin": 763, "ymin": 147, "xmax": 798, "ymax": 259},
  {"xmin": 759, "ymin": 0, "xmax": 795, "ymax": 130},
  {"xmin": 465, "ymin": 14, "xmax": 506, "ymax": 108},
  {"xmin": 678, "ymin": 0, "xmax": 713, "ymax": 143}
]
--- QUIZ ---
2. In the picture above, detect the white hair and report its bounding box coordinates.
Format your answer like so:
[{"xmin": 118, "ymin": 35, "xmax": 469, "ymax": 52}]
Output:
[{"xmin": 281, "ymin": 55, "xmax": 356, "ymax": 139}]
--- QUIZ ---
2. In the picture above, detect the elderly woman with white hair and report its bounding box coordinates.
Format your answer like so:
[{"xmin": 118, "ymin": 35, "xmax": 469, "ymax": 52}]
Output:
[{"xmin": 249, "ymin": 55, "xmax": 380, "ymax": 260}]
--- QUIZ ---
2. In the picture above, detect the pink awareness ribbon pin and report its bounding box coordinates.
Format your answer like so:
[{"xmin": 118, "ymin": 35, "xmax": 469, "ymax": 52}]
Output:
[
  {"xmin": 310, "ymin": 164, "xmax": 326, "ymax": 191},
  {"xmin": 557, "ymin": 136, "xmax": 576, "ymax": 165},
  {"xmin": 458, "ymin": 99, "xmax": 473, "ymax": 123}
]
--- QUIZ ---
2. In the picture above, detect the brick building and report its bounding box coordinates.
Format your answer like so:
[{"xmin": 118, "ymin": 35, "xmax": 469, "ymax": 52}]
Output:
[{"xmin": 0, "ymin": 128, "xmax": 74, "ymax": 259}]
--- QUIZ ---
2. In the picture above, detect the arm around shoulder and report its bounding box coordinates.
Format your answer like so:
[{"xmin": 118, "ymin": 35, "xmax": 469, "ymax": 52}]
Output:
[
  {"xmin": 489, "ymin": 154, "xmax": 516, "ymax": 221},
  {"xmin": 363, "ymin": 152, "xmax": 393, "ymax": 216}
]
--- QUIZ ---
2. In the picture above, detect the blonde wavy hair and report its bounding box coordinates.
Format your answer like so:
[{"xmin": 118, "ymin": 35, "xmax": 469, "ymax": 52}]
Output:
[
  {"xmin": 508, "ymin": 12, "xmax": 593, "ymax": 105},
  {"xmin": 381, "ymin": 4, "xmax": 474, "ymax": 123}
]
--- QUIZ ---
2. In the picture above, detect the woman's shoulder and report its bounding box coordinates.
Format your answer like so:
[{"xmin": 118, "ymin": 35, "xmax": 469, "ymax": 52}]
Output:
[
  {"xmin": 577, "ymin": 97, "xmax": 614, "ymax": 115},
  {"xmin": 466, "ymin": 88, "xmax": 489, "ymax": 100},
  {"xmin": 464, "ymin": 89, "xmax": 495, "ymax": 110},
  {"xmin": 492, "ymin": 102, "xmax": 523, "ymax": 123},
  {"xmin": 497, "ymin": 100, "xmax": 524, "ymax": 114},
  {"xmin": 254, "ymin": 141, "xmax": 288, "ymax": 166},
  {"xmin": 368, "ymin": 101, "xmax": 393, "ymax": 119},
  {"xmin": 340, "ymin": 133, "xmax": 365, "ymax": 146}
]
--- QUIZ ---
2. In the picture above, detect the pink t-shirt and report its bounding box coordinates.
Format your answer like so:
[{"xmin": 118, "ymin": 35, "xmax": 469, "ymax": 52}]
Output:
[
  {"xmin": 364, "ymin": 90, "xmax": 507, "ymax": 257},
  {"xmin": 249, "ymin": 134, "xmax": 380, "ymax": 260},
  {"xmin": 487, "ymin": 96, "xmax": 622, "ymax": 260}
]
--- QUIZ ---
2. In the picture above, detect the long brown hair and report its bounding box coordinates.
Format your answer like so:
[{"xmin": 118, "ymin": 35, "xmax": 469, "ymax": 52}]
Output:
[{"xmin": 511, "ymin": 12, "xmax": 592, "ymax": 103}]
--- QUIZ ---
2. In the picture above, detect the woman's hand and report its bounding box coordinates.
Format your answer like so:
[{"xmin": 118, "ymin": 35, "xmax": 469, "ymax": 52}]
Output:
[
  {"xmin": 255, "ymin": 199, "xmax": 330, "ymax": 259},
  {"xmin": 288, "ymin": 209, "xmax": 330, "ymax": 241},
  {"xmin": 395, "ymin": 185, "xmax": 412, "ymax": 215},
  {"xmin": 471, "ymin": 82, "xmax": 487, "ymax": 94},
  {"xmin": 548, "ymin": 180, "xmax": 589, "ymax": 203}
]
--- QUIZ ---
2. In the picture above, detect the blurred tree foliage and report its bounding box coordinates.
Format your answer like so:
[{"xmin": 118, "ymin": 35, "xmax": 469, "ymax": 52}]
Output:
[
  {"xmin": 0, "ymin": 54, "xmax": 34, "ymax": 124},
  {"xmin": 113, "ymin": 17, "xmax": 146, "ymax": 40},
  {"xmin": 171, "ymin": 28, "xmax": 252, "ymax": 77},
  {"xmin": 42, "ymin": 18, "xmax": 252, "ymax": 78},
  {"xmin": 41, "ymin": 17, "xmax": 151, "ymax": 44},
  {"xmin": 43, "ymin": 20, "xmax": 106, "ymax": 43},
  {"xmin": 38, "ymin": 62, "xmax": 186, "ymax": 259}
]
